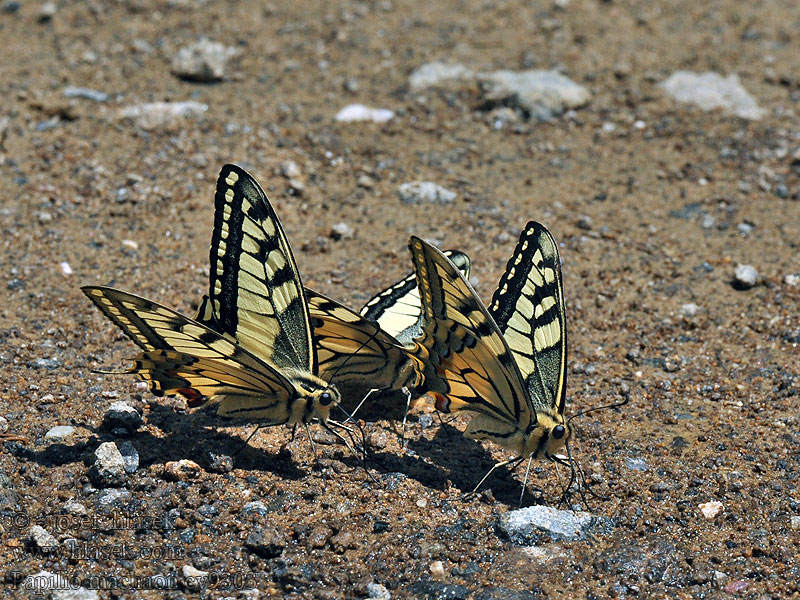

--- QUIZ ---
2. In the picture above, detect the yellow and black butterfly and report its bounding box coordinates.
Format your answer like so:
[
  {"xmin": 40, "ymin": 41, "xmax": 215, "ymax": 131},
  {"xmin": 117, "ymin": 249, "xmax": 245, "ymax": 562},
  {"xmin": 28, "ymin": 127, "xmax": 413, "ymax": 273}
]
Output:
[
  {"xmin": 197, "ymin": 248, "xmax": 471, "ymax": 406},
  {"xmin": 83, "ymin": 164, "xmax": 341, "ymax": 429},
  {"xmin": 409, "ymin": 222, "xmax": 570, "ymax": 488}
]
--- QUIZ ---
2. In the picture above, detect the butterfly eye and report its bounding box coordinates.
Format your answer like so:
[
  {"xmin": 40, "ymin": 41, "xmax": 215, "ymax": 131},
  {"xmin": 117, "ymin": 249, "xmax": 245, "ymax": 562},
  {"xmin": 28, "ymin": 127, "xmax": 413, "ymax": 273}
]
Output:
[
  {"xmin": 552, "ymin": 425, "xmax": 566, "ymax": 440},
  {"xmin": 320, "ymin": 391, "xmax": 333, "ymax": 406}
]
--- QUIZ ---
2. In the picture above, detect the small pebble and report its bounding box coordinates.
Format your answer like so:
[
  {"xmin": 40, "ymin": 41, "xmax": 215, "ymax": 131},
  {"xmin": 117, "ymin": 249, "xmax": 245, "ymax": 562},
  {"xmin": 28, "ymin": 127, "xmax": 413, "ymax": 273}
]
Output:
[
  {"xmin": 624, "ymin": 457, "xmax": 648, "ymax": 472},
  {"xmin": 357, "ymin": 174, "xmax": 375, "ymax": 188},
  {"xmin": 699, "ymin": 500, "xmax": 723, "ymax": 519},
  {"xmin": 207, "ymin": 452, "xmax": 234, "ymax": 473},
  {"xmin": 244, "ymin": 526, "xmax": 287, "ymax": 558},
  {"xmin": 171, "ymin": 38, "xmax": 237, "ymax": 82},
  {"xmin": 91, "ymin": 442, "xmax": 127, "ymax": 487},
  {"xmin": 102, "ymin": 401, "xmax": 144, "ymax": 433},
  {"xmin": 330, "ymin": 222, "xmax": 354, "ymax": 240},
  {"xmin": 737, "ymin": 222, "xmax": 754, "ymax": 236},
  {"xmin": 366, "ymin": 582, "xmax": 391, "ymax": 600},
  {"xmin": 733, "ymin": 264, "xmax": 758, "ymax": 289},
  {"xmin": 116, "ymin": 440, "xmax": 139, "ymax": 473},
  {"xmin": 784, "ymin": 273, "xmax": 799, "ymax": 287},
  {"xmin": 242, "ymin": 501, "xmax": 270, "ymax": 517},
  {"xmin": 577, "ymin": 215, "xmax": 593, "ymax": 230},
  {"xmin": 0, "ymin": 416, "xmax": 8, "ymax": 433},
  {"xmin": 429, "ymin": 560, "xmax": 446, "ymax": 577},
  {"xmin": 181, "ymin": 565, "xmax": 209, "ymax": 592},
  {"xmin": 281, "ymin": 160, "xmax": 301, "ymax": 179},
  {"xmin": 44, "ymin": 425, "xmax": 75, "ymax": 441},
  {"xmin": 335, "ymin": 104, "xmax": 394, "ymax": 123},
  {"xmin": 679, "ymin": 303, "xmax": 700, "ymax": 317},
  {"xmin": 63, "ymin": 86, "xmax": 108, "ymax": 102},
  {"xmin": 28, "ymin": 525, "xmax": 59, "ymax": 551},
  {"xmin": 95, "ymin": 488, "xmax": 132, "ymax": 512},
  {"xmin": 119, "ymin": 101, "xmax": 207, "ymax": 130},
  {"xmin": 63, "ymin": 500, "xmax": 88, "ymax": 516},
  {"xmin": 398, "ymin": 181, "xmax": 456, "ymax": 205},
  {"xmin": 59, "ymin": 262, "xmax": 72, "ymax": 275},
  {"xmin": 164, "ymin": 459, "xmax": 202, "ymax": 481},
  {"xmin": 38, "ymin": 1, "xmax": 56, "ymax": 22},
  {"xmin": 790, "ymin": 515, "xmax": 800, "ymax": 530},
  {"xmin": 700, "ymin": 214, "xmax": 715, "ymax": 229}
]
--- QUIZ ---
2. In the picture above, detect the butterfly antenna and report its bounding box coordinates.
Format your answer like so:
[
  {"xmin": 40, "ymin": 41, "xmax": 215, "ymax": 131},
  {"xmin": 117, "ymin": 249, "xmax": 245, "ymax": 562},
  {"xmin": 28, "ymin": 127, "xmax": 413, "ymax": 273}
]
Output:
[
  {"xmin": 400, "ymin": 386, "xmax": 412, "ymax": 446},
  {"xmin": 334, "ymin": 405, "xmax": 369, "ymax": 458},
  {"xmin": 345, "ymin": 388, "xmax": 379, "ymax": 425},
  {"xmin": 464, "ymin": 456, "xmax": 524, "ymax": 499},
  {"xmin": 567, "ymin": 395, "xmax": 630, "ymax": 425},
  {"xmin": 232, "ymin": 425, "xmax": 264, "ymax": 457}
]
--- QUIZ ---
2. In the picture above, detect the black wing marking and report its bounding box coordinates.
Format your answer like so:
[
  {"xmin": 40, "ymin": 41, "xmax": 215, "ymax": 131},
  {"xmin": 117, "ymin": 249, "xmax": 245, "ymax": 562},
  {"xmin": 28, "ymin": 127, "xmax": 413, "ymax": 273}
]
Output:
[
  {"xmin": 207, "ymin": 164, "xmax": 314, "ymax": 372},
  {"xmin": 488, "ymin": 222, "xmax": 567, "ymax": 414}
]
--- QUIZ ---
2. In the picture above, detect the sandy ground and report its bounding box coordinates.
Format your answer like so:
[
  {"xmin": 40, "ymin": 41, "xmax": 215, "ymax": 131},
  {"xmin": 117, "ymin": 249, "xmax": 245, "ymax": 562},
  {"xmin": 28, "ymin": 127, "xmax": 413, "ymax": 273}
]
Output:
[{"xmin": 1, "ymin": 0, "xmax": 798, "ymax": 598}]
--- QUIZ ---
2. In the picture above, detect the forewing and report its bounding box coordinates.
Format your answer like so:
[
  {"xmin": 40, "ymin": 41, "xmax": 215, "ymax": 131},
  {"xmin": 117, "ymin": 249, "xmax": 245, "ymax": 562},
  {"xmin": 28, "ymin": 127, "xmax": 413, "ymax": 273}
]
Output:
[
  {"xmin": 207, "ymin": 164, "xmax": 313, "ymax": 371},
  {"xmin": 360, "ymin": 250, "xmax": 471, "ymax": 346},
  {"xmin": 306, "ymin": 290, "xmax": 417, "ymax": 391},
  {"xmin": 488, "ymin": 222, "xmax": 567, "ymax": 414},
  {"xmin": 408, "ymin": 237, "xmax": 534, "ymax": 434}
]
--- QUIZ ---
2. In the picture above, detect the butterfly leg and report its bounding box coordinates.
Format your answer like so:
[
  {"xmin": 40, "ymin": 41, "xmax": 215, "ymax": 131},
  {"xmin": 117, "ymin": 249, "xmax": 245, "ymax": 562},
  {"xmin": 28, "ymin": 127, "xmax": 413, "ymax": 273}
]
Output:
[
  {"xmin": 518, "ymin": 454, "xmax": 536, "ymax": 507},
  {"xmin": 304, "ymin": 423, "xmax": 326, "ymax": 481},
  {"xmin": 344, "ymin": 388, "xmax": 380, "ymax": 425},
  {"xmin": 232, "ymin": 425, "xmax": 264, "ymax": 457},
  {"xmin": 323, "ymin": 421, "xmax": 378, "ymax": 484},
  {"xmin": 399, "ymin": 386, "xmax": 413, "ymax": 447},
  {"xmin": 462, "ymin": 456, "xmax": 525, "ymax": 499}
]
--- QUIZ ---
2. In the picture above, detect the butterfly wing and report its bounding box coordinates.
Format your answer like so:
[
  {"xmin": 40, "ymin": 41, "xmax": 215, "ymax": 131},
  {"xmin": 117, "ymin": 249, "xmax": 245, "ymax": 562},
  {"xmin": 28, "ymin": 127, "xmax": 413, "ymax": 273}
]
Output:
[
  {"xmin": 82, "ymin": 286, "xmax": 299, "ymax": 424},
  {"xmin": 408, "ymin": 237, "xmax": 535, "ymax": 444},
  {"xmin": 206, "ymin": 164, "xmax": 314, "ymax": 372},
  {"xmin": 488, "ymin": 222, "xmax": 567, "ymax": 415},
  {"xmin": 305, "ymin": 290, "xmax": 418, "ymax": 391},
  {"xmin": 360, "ymin": 250, "xmax": 471, "ymax": 346}
]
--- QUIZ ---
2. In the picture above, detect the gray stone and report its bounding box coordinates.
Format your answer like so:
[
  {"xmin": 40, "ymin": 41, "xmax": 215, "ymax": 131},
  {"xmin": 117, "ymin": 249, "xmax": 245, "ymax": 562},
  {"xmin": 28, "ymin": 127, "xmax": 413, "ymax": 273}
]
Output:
[
  {"xmin": 498, "ymin": 505, "xmax": 611, "ymax": 544},
  {"xmin": 659, "ymin": 71, "xmax": 765, "ymax": 120},
  {"xmin": 119, "ymin": 101, "xmax": 207, "ymax": 130},
  {"xmin": 398, "ymin": 181, "xmax": 456, "ymax": 205},
  {"xmin": 171, "ymin": 39, "xmax": 237, "ymax": 82},
  {"xmin": 241, "ymin": 501, "xmax": 270, "ymax": 516},
  {"xmin": 408, "ymin": 61, "xmax": 475, "ymax": 90},
  {"xmin": 52, "ymin": 587, "xmax": 100, "ymax": 600},
  {"xmin": 624, "ymin": 457, "xmax": 648, "ymax": 471},
  {"xmin": 679, "ymin": 303, "xmax": 700, "ymax": 318},
  {"xmin": 244, "ymin": 526, "xmax": 286, "ymax": 558},
  {"xmin": 44, "ymin": 425, "xmax": 75, "ymax": 441},
  {"xmin": 330, "ymin": 222, "xmax": 354, "ymax": 240},
  {"xmin": 733, "ymin": 264, "xmax": 759, "ymax": 289},
  {"xmin": 95, "ymin": 488, "xmax": 131, "ymax": 512},
  {"xmin": 479, "ymin": 69, "xmax": 591, "ymax": 120},
  {"xmin": 784, "ymin": 273, "xmax": 800, "ymax": 287},
  {"xmin": 367, "ymin": 582, "xmax": 391, "ymax": 600},
  {"xmin": 22, "ymin": 572, "xmax": 70, "ymax": 594},
  {"xmin": 116, "ymin": 440, "xmax": 139, "ymax": 473},
  {"xmin": 28, "ymin": 525, "xmax": 58, "ymax": 552},
  {"xmin": 102, "ymin": 401, "xmax": 144, "ymax": 433},
  {"xmin": 63, "ymin": 87, "xmax": 108, "ymax": 102},
  {"xmin": 90, "ymin": 442, "xmax": 127, "ymax": 486},
  {"xmin": 335, "ymin": 104, "xmax": 394, "ymax": 123}
]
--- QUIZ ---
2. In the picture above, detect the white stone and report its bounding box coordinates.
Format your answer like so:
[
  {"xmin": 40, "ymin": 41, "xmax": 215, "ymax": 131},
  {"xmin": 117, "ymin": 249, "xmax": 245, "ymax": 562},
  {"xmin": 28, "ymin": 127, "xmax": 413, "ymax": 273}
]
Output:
[
  {"xmin": 171, "ymin": 39, "xmax": 238, "ymax": 82},
  {"xmin": 119, "ymin": 102, "xmax": 208, "ymax": 130},
  {"xmin": 45, "ymin": 425, "xmax": 75, "ymax": 441},
  {"xmin": 408, "ymin": 61, "xmax": 474, "ymax": 90},
  {"xmin": 699, "ymin": 500, "xmax": 723, "ymax": 519},
  {"xmin": 659, "ymin": 71, "xmax": 765, "ymax": 120},
  {"xmin": 335, "ymin": 104, "xmax": 394, "ymax": 123},
  {"xmin": 479, "ymin": 69, "xmax": 591, "ymax": 119},
  {"xmin": 398, "ymin": 181, "xmax": 456, "ymax": 205}
]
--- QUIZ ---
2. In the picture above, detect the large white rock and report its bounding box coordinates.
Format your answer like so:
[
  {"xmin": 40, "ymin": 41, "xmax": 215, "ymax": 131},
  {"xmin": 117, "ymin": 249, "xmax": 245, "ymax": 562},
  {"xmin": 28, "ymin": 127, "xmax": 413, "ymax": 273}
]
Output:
[{"xmin": 659, "ymin": 71, "xmax": 765, "ymax": 120}]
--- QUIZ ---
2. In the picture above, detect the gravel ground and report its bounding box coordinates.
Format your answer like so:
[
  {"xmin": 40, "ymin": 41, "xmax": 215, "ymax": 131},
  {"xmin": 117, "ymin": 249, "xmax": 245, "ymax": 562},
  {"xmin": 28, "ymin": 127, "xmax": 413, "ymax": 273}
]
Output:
[{"xmin": 1, "ymin": 1, "xmax": 798, "ymax": 598}]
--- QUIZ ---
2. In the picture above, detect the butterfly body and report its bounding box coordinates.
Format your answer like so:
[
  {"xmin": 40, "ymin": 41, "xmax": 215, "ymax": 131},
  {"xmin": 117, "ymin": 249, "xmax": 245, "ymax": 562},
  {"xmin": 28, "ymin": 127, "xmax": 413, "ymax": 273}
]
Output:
[
  {"xmin": 409, "ymin": 222, "xmax": 570, "ymax": 463},
  {"xmin": 83, "ymin": 164, "xmax": 341, "ymax": 429}
]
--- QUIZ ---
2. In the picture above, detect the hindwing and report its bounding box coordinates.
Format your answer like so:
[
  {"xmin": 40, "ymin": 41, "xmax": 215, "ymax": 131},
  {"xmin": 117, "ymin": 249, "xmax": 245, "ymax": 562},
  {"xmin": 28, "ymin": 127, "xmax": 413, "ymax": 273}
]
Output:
[
  {"xmin": 361, "ymin": 250, "xmax": 470, "ymax": 346},
  {"xmin": 488, "ymin": 223, "xmax": 567, "ymax": 413},
  {"xmin": 207, "ymin": 164, "xmax": 314, "ymax": 372}
]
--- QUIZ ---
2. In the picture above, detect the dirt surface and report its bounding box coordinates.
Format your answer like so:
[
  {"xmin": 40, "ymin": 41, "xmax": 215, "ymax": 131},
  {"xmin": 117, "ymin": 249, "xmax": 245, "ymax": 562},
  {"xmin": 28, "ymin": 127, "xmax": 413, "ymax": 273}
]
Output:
[{"xmin": 1, "ymin": 0, "xmax": 799, "ymax": 598}]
